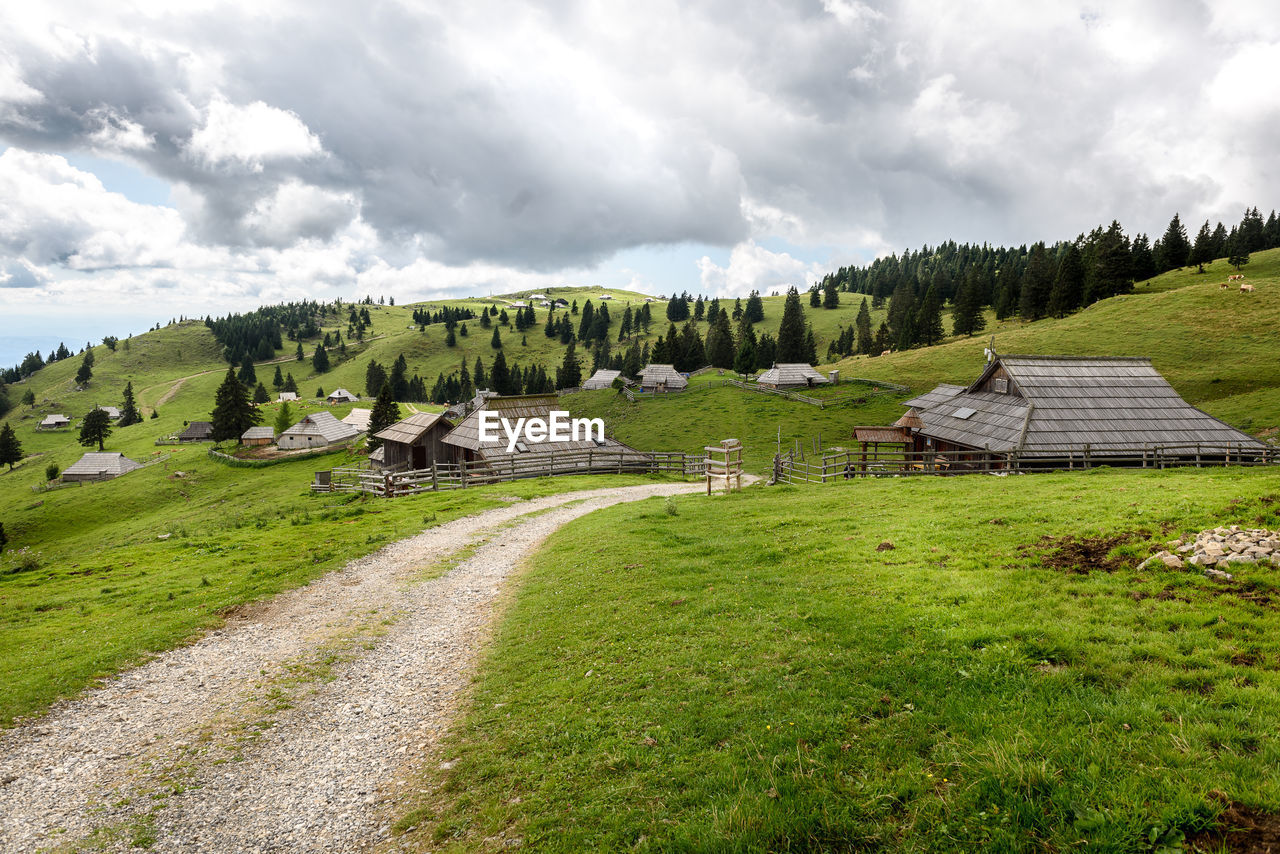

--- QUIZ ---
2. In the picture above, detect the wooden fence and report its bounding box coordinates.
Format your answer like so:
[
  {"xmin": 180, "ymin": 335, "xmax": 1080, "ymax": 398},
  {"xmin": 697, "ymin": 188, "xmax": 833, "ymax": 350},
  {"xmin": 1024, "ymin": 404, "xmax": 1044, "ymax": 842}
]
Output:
[
  {"xmin": 314, "ymin": 449, "xmax": 705, "ymax": 496},
  {"xmin": 774, "ymin": 443, "xmax": 1280, "ymax": 484}
]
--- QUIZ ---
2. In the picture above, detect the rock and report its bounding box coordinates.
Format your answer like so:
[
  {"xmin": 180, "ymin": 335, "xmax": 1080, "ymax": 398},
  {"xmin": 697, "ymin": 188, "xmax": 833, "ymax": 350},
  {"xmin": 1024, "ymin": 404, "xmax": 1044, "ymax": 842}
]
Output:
[
  {"xmin": 1176, "ymin": 543, "xmax": 1195, "ymax": 554},
  {"xmin": 1220, "ymin": 554, "xmax": 1257, "ymax": 566},
  {"xmin": 1159, "ymin": 553, "xmax": 1184, "ymax": 569},
  {"xmin": 1204, "ymin": 568, "xmax": 1234, "ymax": 581}
]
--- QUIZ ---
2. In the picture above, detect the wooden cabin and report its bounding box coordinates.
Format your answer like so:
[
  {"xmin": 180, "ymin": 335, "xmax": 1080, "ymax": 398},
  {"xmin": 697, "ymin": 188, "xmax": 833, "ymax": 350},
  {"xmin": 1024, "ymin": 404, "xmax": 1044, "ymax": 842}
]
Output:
[
  {"xmin": 38, "ymin": 414, "xmax": 71, "ymax": 430},
  {"xmin": 241, "ymin": 425, "xmax": 276, "ymax": 446},
  {"xmin": 62, "ymin": 452, "xmax": 143, "ymax": 482},
  {"xmin": 177, "ymin": 421, "xmax": 214, "ymax": 442},
  {"xmin": 373, "ymin": 412, "xmax": 455, "ymax": 471},
  {"xmin": 326, "ymin": 388, "xmax": 359, "ymax": 404},
  {"xmin": 279, "ymin": 411, "xmax": 360, "ymax": 450},
  {"xmin": 638, "ymin": 364, "xmax": 687, "ymax": 392},
  {"xmin": 756, "ymin": 363, "xmax": 831, "ymax": 390},
  {"xmin": 582, "ymin": 369, "xmax": 623, "ymax": 390}
]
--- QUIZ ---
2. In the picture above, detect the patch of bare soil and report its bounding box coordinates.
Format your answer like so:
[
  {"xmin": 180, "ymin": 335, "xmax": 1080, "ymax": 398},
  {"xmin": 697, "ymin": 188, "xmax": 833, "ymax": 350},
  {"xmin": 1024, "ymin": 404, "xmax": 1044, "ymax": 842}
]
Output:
[
  {"xmin": 1019, "ymin": 532, "xmax": 1140, "ymax": 574},
  {"xmin": 1189, "ymin": 798, "xmax": 1280, "ymax": 853}
]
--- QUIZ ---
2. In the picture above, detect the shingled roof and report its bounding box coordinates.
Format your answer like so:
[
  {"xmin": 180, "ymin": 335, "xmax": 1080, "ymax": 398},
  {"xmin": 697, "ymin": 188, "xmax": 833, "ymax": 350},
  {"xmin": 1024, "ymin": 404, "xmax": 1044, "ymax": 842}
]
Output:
[
  {"xmin": 901, "ymin": 383, "xmax": 964, "ymax": 410},
  {"xmin": 582, "ymin": 369, "xmax": 622, "ymax": 390},
  {"xmin": 910, "ymin": 355, "xmax": 1267, "ymax": 456},
  {"xmin": 281, "ymin": 410, "xmax": 360, "ymax": 444},
  {"xmin": 756, "ymin": 363, "xmax": 831, "ymax": 388},
  {"xmin": 442, "ymin": 394, "xmax": 644, "ymax": 463},
  {"xmin": 374, "ymin": 412, "xmax": 452, "ymax": 445},
  {"xmin": 62, "ymin": 452, "xmax": 143, "ymax": 479},
  {"xmin": 638, "ymin": 364, "xmax": 687, "ymax": 390}
]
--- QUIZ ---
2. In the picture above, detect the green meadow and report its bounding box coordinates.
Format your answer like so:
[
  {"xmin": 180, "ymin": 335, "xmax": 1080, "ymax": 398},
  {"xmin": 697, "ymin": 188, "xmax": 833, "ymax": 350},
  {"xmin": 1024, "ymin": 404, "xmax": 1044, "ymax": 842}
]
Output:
[{"xmin": 397, "ymin": 467, "xmax": 1280, "ymax": 852}]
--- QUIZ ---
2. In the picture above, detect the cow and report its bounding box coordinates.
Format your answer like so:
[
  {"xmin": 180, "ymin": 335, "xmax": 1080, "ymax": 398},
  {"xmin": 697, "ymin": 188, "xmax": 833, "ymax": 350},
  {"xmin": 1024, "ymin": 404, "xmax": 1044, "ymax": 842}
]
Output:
[
  {"xmin": 1228, "ymin": 274, "xmax": 1244, "ymax": 281},
  {"xmin": 880, "ymin": 349, "xmax": 892, "ymax": 357},
  {"xmin": 1220, "ymin": 281, "xmax": 1230, "ymax": 289},
  {"xmin": 1241, "ymin": 283, "xmax": 1256, "ymax": 293}
]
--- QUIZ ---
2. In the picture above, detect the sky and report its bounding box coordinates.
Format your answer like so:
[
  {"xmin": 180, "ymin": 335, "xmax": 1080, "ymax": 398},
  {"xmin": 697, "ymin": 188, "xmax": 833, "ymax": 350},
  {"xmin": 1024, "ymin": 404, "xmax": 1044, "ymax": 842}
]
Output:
[{"xmin": 1, "ymin": 0, "xmax": 1279, "ymax": 365}]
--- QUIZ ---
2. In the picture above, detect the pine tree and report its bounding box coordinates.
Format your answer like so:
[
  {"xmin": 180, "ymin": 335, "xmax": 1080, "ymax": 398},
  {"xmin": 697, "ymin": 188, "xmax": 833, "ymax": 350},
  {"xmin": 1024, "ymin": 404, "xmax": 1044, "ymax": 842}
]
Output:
[
  {"xmin": 21, "ymin": 389, "xmax": 36, "ymax": 407},
  {"xmin": 490, "ymin": 326, "xmax": 502, "ymax": 349},
  {"xmin": 253, "ymin": 382, "xmax": 270, "ymax": 404},
  {"xmin": 1047, "ymin": 242, "xmax": 1084, "ymax": 318},
  {"xmin": 808, "ymin": 287, "xmax": 821, "ymax": 308},
  {"xmin": 1188, "ymin": 220, "xmax": 1214, "ymax": 273},
  {"xmin": 578, "ymin": 301, "xmax": 595, "ymax": 340},
  {"xmin": 367, "ymin": 383, "xmax": 401, "ymax": 451},
  {"xmin": 283, "ymin": 373, "xmax": 298, "ymax": 393},
  {"xmin": 733, "ymin": 321, "xmax": 757, "ymax": 375},
  {"xmin": 1129, "ymin": 233, "xmax": 1157, "ymax": 282},
  {"xmin": 544, "ymin": 311, "xmax": 556, "ymax": 338},
  {"xmin": 445, "ymin": 326, "xmax": 457, "ymax": 347},
  {"xmin": 872, "ymin": 322, "xmax": 891, "ymax": 354},
  {"xmin": 1018, "ymin": 243, "xmax": 1053, "ymax": 321},
  {"xmin": 365, "ymin": 361, "xmax": 387, "ymax": 398},
  {"xmin": 775, "ymin": 287, "xmax": 807, "ymax": 362},
  {"xmin": 916, "ymin": 284, "xmax": 945, "ymax": 345},
  {"xmin": 272, "ymin": 365, "xmax": 284, "ymax": 389},
  {"xmin": 75, "ymin": 351, "xmax": 93, "ymax": 386},
  {"xmin": 238, "ymin": 356, "xmax": 257, "ymax": 387},
  {"xmin": 274, "ymin": 401, "xmax": 294, "ymax": 436},
  {"xmin": 210, "ymin": 368, "xmax": 261, "ymax": 443},
  {"xmin": 744, "ymin": 290, "xmax": 765, "ymax": 323},
  {"xmin": 803, "ymin": 325, "xmax": 818, "ymax": 365},
  {"xmin": 705, "ymin": 311, "xmax": 735, "ymax": 368},
  {"xmin": 1227, "ymin": 233, "xmax": 1251, "ymax": 271},
  {"xmin": 78, "ymin": 408, "xmax": 112, "ymax": 451},
  {"xmin": 556, "ymin": 341, "xmax": 582, "ymax": 389},
  {"xmin": 823, "ymin": 279, "xmax": 839, "ymax": 309},
  {"xmin": 951, "ymin": 271, "xmax": 980, "ymax": 336},
  {"xmin": 1157, "ymin": 213, "xmax": 1191, "ymax": 271},
  {"xmin": 295, "ymin": 341, "xmax": 305, "ymax": 361},
  {"xmin": 312, "ymin": 344, "xmax": 330, "ymax": 373},
  {"xmin": 618, "ymin": 305, "xmax": 633, "ymax": 341},
  {"xmin": 0, "ymin": 422, "xmax": 22, "ymax": 469},
  {"xmin": 119, "ymin": 382, "xmax": 142, "ymax": 426},
  {"xmin": 855, "ymin": 298, "xmax": 874, "ymax": 353},
  {"xmin": 474, "ymin": 356, "xmax": 486, "ymax": 389},
  {"xmin": 390, "ymin": 354, "xmax": 410, "ymax": 400},
  {"xmin": 491, "ymin": 351, "xmax": 513, "ymax": 394},
  {"xmin": 1210, "ymin": 222, "xmax": 1228, "ymax": 257}
]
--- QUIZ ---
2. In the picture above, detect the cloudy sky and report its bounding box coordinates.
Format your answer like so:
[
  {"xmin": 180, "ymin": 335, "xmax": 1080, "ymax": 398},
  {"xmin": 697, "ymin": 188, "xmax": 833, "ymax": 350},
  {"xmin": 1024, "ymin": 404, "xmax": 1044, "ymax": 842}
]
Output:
[{"xmin": 1, "ymin": 0, "xmax": 1278, "ymax": 363}]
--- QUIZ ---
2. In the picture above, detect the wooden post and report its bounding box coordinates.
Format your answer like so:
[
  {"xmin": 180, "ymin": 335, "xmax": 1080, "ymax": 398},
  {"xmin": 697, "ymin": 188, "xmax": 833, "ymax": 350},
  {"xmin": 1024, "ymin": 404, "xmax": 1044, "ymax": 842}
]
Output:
[{"xmin": 431, "ymin": 462, "xmax": 438, "ymax": 491}]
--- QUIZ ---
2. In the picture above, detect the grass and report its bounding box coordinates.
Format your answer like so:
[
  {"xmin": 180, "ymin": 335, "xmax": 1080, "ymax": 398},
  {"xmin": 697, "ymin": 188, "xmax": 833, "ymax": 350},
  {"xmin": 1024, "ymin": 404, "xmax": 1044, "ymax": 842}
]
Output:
[
  {"xmin": 397, "ymin": 466, "xmax": 1280, "ymax": 852},
  {"xmin": 0, "ymin": 468, "xmax": 678, "ymax": 725}
]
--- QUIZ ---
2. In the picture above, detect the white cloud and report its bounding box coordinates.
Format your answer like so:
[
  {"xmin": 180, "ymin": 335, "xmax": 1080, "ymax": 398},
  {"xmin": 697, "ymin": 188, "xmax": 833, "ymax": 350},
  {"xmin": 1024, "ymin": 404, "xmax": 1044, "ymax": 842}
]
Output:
[
  {"xmin": 86, "ymin": 108, "xmax": 154, "ymax": 152},
  {"xmin": 242, "ymin": 179, "xmax": 357, "ymax": 247},
  {"xmin": 697, "ymin": 241, "xmax": 827, "ymax": 298},
  {"xmin": 186, "ymin": 96, "xmax": 321, "ymax": 172}
]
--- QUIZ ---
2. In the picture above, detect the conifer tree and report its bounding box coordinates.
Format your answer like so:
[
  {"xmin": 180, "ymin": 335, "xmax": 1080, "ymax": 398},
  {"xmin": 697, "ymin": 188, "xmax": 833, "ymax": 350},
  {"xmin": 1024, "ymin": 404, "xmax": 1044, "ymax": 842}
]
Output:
[
  {"xmin": 775, "ymin": 287, "xmax": 807, "ymax": 362},
  {"xmin": 238, "ymin": 355, "xmax": 257, "ymax": 387},
  {"xmin": 274, "ymin": 401, "xmax": 294, "ymax": 436},
  {"xmin": 744, "ymin": 290, "xmax": 765, "ymax": 323},
  {"xmin": 1018, "ymin": 243, "xmax": 1053, "ymax": 321},
  {"xmin": 272, "ymin": 365, "xmax": 284, "ymax": 389},
  {"xmin": 22, "ymin": 389, "xmax": 36, "ymax": 407},
  {"xmin": 75, "ymin": 351, "xmax": 93, "ymax": 386},
  {"xmin": 705, "ymin": 311, "xmax": 735, "ymax": 369},
  {"xmin": 119, "ymin": 382, "xmax": 142, "ymax": 426},
  {"xmin": 872, "ymin": 322, "xmax": 891, "ymax": 354},
  {"xmin": 1047, "ymin": 243, "xmax": 1084, "ymax": 318},
  {"xmin": 1188, "ymin": 220, "xmax": 1215, "ymax": 273},
  {"xmin": 253, "ymin": 382, "xmax": 270, "ymax": 404},
  {"xmin": 367, "ymin": 383, "xmax": 401, "ymax": 450},
  {"xmin": 803, "ymin": 325, "xmax": 818, "ymax": 364},
  {"xmin": 1157, "ymin": 213, "xmax": 1191, "ymax": 271},
  {"xmin": 296, "ymin": 341, "xmax": 305, "ymax": 361},
  {"xmin": 755, "ymin": 332, "xmax": 776, "ymax": 369},
  {"xmin": 1227, "ymin": 233, "xmax": 1251, "ymax": 271},
  {"xmin": 733, "ymin": 323, "xmax": 757, "ymax": 376},
  {"xmin": 312, "ymin": 344, "xmax": 330, "ymax": 373},
  {"xmin": 916, "ymin": 284, "xmax": 945, "ymax": 345},
  {"xmin": 0, "ymin": 422, "xmax": 22, "ymax": 470},
  {"xmin": 78, "ymin": 408, "xmax": 112, "ymax": 451},
  {"xmin": 490, "ymin": 326, "xmax": 502, "ymax": 349},
  {"xmin": 855, "ymin": 298, "xmax": 874, "ymax": 353},
  {"xmin": 473, "ymin": 356, "xmax": 486, "ymax": 388},
  {"xmin": 544, "ymin": 311, "xmax": 556, "ymax": 337},
  {"xmin": 809, "ymin": 287, "xmax": 821, "ymax": 308},
  {"xmin": 618, "ymin": 305, "xmax": 633, "ymax": 341},
  {"xmin": 445, "ymin": 326, "xmax": 457, "ymax": 347},
  {"xmin": 491, "ymin": 351, "xmax": 513, "ymax": 394},
  {"xmin": 283, "ymin": 373, "xmax": 298, "ymax": 393},
  {"xmin": 823, "ymin": 278, "xmax": 839, "ymax": 309},
  {"xmin": 210, "ymin": 368, "xmax": 261, "ymax": 442}
]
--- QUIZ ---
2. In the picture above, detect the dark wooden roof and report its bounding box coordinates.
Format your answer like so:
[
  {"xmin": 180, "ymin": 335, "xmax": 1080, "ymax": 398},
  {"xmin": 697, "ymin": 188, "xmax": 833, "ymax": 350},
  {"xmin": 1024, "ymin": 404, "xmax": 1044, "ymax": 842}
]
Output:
[
  {"xmin": 374, "ymin": 412, "xmax": 452, "ymax": 445},
  {"xmin": 178, "ymin": 421, "xmax": 213, "ymax": 440},
  {"xmin": 914, "ymin": 355, "xmax": 1266, "ymax": 456},
  {"xmin": 901, "ymin": 383, "xmax": 964, "ymax": 409},
  {"xmin": 853, "ymin": 426, "xmax": 911, "ymax": 444}
]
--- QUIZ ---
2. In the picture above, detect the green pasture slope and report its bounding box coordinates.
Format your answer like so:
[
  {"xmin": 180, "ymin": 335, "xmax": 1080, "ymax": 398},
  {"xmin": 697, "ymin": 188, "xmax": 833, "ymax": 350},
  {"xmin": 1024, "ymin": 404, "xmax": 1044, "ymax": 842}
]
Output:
[{"xmin": 399, "ymin": 467, "xmax": 1280, "ymax": 852}]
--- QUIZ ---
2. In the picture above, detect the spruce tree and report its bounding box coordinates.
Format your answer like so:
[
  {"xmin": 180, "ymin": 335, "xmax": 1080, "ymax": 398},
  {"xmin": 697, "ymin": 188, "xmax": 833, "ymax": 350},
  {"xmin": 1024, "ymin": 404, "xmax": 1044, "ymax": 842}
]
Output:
[
  {"xmin": 274, "ymin": 401, "xmax": 294, "ymax": 436},
  {"xmin": 22, "ymin": 389, "xmax": 36, "ymax": 407},
  {"xmin": 1047, "ymin": 243, "xmax": 1084, "ymax": 318},
  {"xmin": 808, "ymin": 287, "xmax": 820, "ymax": 308},
  {"xmin": 1157, "ymin": 213, "xmax": 1191, "ymax": 271},
  {"xmin": 272, "ymin": 365, "xmax": 284, "ymax": 389},
  {"xmin": 75, "ymin": 351, "xmax": 93, "ymax": 386},
  {"xmin": 253, "ymin": 382, "xmax": 270, "ymax": 404},
  {"xmin": 744, "ymin": 290, "xmax": 765, "ymax": 323},
  {"xmin": 296, "ymin": 341, "xmax": 305, "ymax": 361},
  {"xmin": 1018, "ymin": 243, "xmax": 1053, "ymax": 321},
  {"xmin": 210, "ymin": 368, "xmax": 261, "ymax": 442},
  {"xmin": 705, "ymin": 311, "xmax": 735, "ymax": 369},
  {"xmin": 1227, "ymin": 234, "xmax": 1251, "ymax": 271},
  {"xmin": 367, "ymin": 383, "xmax": 402, "ymax": 451},
  {"xmin": 312, "ymin": 344, "xmax": 330, "ymax": 373},
  {"xmin": 491, "ymin": 326, "xmax": 502, "ymax": 349},
  {"xmin": 823, "ymin": 279, "xmax": 839, "ymax": 309},
  {"xmin": 78, "ymin": 408, "xmax": 112, "ymax": 451},
  {"xmin": 238, "ymin": 356, "xmax": 257, "ymax": 387},
  {"xmin": 283, "ymin": 372, "xmax": 298, "ymax": 393},
  {"xmin": 491, "ymin": 351, "xmax": 513, "ymax": 394},
  {"xmin": 390, "ymin": 354, "xmax": 410, "ymax": 400},
  {"xmin": 1188, "ymin": 220, "xmax": 1214, "ymax": 273},
  {"xmin": 119, "ymin": 382, "xmax": 142, "ymax": 426},
  {"xmin": 473, "ymin": 356, "xmax": 486, "ymax": 389},
  {"xmin": 855, "ymin": 298, "xmax": 874, "ymax": 353},
  {"xmin": 872, "ymin": 322, "xmax": 891, "ymax": 354},
  {"xmin": 755, "ymin": 332, "xmax": 776, "ymax": 369},
  {"xmin": 916, "ymin": 284, "xmax": 945, "ymax": 345},
  {"xmin": 365, "ymin": 361, "xmax": 387, "ymax": 398},
  {"xmin": 775, "ymin": 287, "xmax": 807, "ymax": 362},
  {"xmin": 734, "ymin": 321, "xmax": 758, "ymax": 376},
  {"xmin": 803, "ymin": 325, "xmax": 818, "ymax": 365},
  {"xmin": 445, "ymin": 326, "xmax": 457, "ymax": 347},
  {"xmin": 0, "ymin": 422, "xmax": 22, "ymax": 469}
]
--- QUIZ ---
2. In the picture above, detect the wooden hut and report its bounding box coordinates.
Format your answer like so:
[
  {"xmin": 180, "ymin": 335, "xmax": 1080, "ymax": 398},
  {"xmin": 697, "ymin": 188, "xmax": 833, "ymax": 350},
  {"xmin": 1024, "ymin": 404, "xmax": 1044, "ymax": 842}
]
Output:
[
  {"xmin": 177, "ymin": 421, "xmax": 214, "ymax": 442},
  {"xmin": 327, "ymin": 388, "xmax": 358, "ymax": 404},
  {"xmin": 897, "ymin": 355, "xmax": 1269, "ymax": 464},
  {"xmin": 96, "ymin": 405, "xmax": 122, "ymax": 420},
  {"xmin": 582, "ymin": 369, "xmax": 623, "ymax": 390},
  {"xmin": 278, "ymin": 411, "xmax": 360, "ymax": 450},
  {"xmin": 638, "ymin": 364, "xmax": 687, "ymax": 392},
  {"xmin": 441, "ymin": 394, "xmax": 645, "ymax": 468},
  {"xmin": 756, "ymin": 363, "xmax": 832, "ymax": 390},
  {"xmin": 38, "ymin": 414, "xmax": 71, "ymax": 430},
  {"xmin": 277, "ymin": 391, "xmax": 299, "ymax": 403},
  {"xmin": 373, "ymin": 412, "xmax": 455, "ymax": 470},
  {"xmin": 342, "ymin": 408, "xmax": 372, "ymax": 432},
  {"xmin": 62, "ymin": 452, "xmax": 143, "ymax": 482},
  {"xmin": 241, "ymin": 425, "xmax": 276, "ymax": 446}
]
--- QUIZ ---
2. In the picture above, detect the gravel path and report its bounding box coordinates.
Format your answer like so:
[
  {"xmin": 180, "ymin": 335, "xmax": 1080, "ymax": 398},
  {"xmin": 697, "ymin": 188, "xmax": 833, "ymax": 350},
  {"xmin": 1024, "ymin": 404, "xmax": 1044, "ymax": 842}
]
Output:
[{"xmin": 0, "ymin": 480, "xmax": 704, "ymax": 852}]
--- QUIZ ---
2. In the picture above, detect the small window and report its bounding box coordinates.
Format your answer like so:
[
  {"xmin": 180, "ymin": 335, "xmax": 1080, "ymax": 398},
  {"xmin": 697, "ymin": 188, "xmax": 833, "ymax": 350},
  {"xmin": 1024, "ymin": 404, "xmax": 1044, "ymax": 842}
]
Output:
[
  {"xmin": 515, "ymin": 442, "xmax": 529, "ymax": 453},
  {"xmin": 593, "ymin": 438, "xmax": 607, "ymax": 447},
  {"xmin": 992, "ymin": 378, "xmax": 1008, "ymax": 393},
  {"xmin": 953, "ymin": 406, "xmax": 977, "ymax": 420}
]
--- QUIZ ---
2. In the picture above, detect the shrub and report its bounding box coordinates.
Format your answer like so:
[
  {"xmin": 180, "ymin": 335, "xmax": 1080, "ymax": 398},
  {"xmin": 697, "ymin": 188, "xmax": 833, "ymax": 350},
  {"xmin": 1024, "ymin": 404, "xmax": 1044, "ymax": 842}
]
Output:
[{"xmin": 45, "ymin": 463, "xmax": 60, "ymax": 482}]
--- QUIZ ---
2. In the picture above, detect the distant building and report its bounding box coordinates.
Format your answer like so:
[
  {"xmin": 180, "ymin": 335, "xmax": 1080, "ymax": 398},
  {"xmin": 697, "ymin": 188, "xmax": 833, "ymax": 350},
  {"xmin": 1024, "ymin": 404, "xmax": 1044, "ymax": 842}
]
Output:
[
  {"xmin": 241, "ymin": 425, "xmax": 276, "ymax": 446},
  {"xmin": 442, "ymin": 394, "xmax": 643, "ymax": 468},
  {"xmin": 96, "ymin": 405, "xmax": 122, "ymax": 420},
  {"xmin": 342, "ymin": 407, "xmax": 372, "ymax": 432},
  {"xmin": 326, "ymin": 388, "xmax": 359, "ymax": 404},
  {"xmin": 756, "ymin": 363, "xmax": 832, "ymax": 390},
  {"xmin": 277, "ymin": 391, "xmax": 299, "ymax": 403},
  {"xmin": 62, "ymin": 452, "xmax": 143, "ymax": 482},
  {"xmin": 177, "ymin": 421, "xmax": 214, "ymax": 442},
  {"xmin": 38, "ymin": 414, "xmax": 71, "ymax": 430},
  {"xmin": 638, "ymin": 364, "xmax": 687, "ymax": 393},
  {"xmin": 279, "ymin": 411, "xmax": 360, "ymax": 450},
  {"xmin": 582, "ymin": 369, "xmax": 623, "ymax": 390}
]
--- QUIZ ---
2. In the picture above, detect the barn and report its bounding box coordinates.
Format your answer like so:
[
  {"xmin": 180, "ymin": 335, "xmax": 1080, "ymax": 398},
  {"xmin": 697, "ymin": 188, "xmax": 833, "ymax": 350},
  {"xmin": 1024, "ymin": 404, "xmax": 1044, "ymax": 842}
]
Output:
[
  {"xmin": 279, "ymin": 411, "xmax": 360, "ymax": 450},
  {"xmin": 638, "ymin": 364, "xmax": 687, "ymax": 392},
  {"xmin": 898, "ymin": 354, "xmax": 1269, "ymax": 464},
  {"xmin": 756, "ymin": 363, "xmax": 832, "ymax": 390},
  {"xmin": 327, "ymin": 388, "xmax": 359, "ymax": 404},
  {"xmin": 62, "ymin": 452, "xmax": 143, "ymax": 482},
  {"xmin": 373, "ymin": 412, "xmax": 455, "ymax": 471},
  {"xmin": 241, "ymin": 425, "xmax": 276, "ymax": 446},
  {"xmin": 96, "ymin": 405, "xmax": 122, "ymax": 420},
  {"xmin": 342, "ymin": 408, "xmax": 372, "ymax": 432},
  {"xmin": 177, "ymin": 421, "xmax": 214, "ymax": 442},
  {"xmin": 277, "ymin": 391, "xmax": 298, "ymax": 403},
  {"xmin": 582, "ymin": 369, "xmax": 623, "ymax": 390},
  {"xmin": 38, "ymin": 414, "xmax": 71, "ymax": 430}
]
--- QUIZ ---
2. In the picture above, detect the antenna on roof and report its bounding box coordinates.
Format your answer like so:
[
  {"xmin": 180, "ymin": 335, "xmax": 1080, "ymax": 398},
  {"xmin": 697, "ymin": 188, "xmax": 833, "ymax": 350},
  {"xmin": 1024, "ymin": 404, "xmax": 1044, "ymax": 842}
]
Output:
[{"xmin": 983, "ymin": 335, "xmax": 996, "ymax": 364}]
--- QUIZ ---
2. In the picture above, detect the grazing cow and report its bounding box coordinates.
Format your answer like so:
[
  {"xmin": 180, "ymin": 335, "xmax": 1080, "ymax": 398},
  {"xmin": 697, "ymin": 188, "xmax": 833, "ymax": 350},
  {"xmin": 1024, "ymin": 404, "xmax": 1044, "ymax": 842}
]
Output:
[
  {"xmin": 880, "ymin": 349, "xmax": 892, "ymax": 357},
  {"xmin": 1228, "ymin": 274, "xmax": 1244, "ymax": 281},
  {"xmin": 1219, "ymin": 281, "xmax": 1230, "ymax": 289},
  {"xmin": 1240, "ymin": 283, "xmax": 1256, "ymax": 293}
]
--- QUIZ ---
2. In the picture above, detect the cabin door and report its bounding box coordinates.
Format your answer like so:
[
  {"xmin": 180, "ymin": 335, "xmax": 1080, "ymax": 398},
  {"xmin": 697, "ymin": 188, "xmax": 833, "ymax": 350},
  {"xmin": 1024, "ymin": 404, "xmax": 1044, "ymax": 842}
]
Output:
[{"xmin": 412, "ymin": 445, "xmax": 427, "ymax": 469}]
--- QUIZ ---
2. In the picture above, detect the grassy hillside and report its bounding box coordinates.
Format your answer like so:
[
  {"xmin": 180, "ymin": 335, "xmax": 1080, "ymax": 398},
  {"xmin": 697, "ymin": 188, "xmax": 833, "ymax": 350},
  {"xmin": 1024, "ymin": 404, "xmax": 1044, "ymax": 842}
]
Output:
[{"xmin": 396, "ymin": 467, "xmax": 1280, "ymax": 851}]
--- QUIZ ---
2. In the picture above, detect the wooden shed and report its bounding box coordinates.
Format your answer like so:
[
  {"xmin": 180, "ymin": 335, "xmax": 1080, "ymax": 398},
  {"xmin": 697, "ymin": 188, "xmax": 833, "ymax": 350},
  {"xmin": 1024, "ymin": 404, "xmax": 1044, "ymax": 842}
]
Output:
[
  {"xmin": 373, "ymin": 412, "xmax": 455, "ymax": 471},
  {"xmin": 241, "ymin": 425, "xmax": 276, "ymax": 446},
  {"xmin": 38, "ymin": 414, "xmax": 71, "ymax": 430},
  {"xmin": 638, "ymin": 364, "xmax": 687, "ymax": 392},
  {"xmin": 279, "ymin": 411, "xmax": 360, "ymax": 449},
  {"xmin": 62, "ymin": 452, "xmax": 143, "ymax": 482},
  {"xmin": 178, "ymin": 421, "xmax": 214, "ymax": 442},
  {"xmin": 327, "ymin": 388, "xmax": 359, "ymax": 404},
  {"xmin": 756, "ymin": 363, "xmax": 832, "ymax": 390},
  {"xmin": 582, "ymin": 369, "xmax": 623, "ymax": 390}
]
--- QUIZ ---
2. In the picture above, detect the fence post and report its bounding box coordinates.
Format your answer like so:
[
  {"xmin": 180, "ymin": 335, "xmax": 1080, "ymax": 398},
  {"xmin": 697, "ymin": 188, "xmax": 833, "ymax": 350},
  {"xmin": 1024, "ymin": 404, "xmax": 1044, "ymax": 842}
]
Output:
[{"xmin": 431, "ymin": 462, "xmax": 438, "ymax": 491}]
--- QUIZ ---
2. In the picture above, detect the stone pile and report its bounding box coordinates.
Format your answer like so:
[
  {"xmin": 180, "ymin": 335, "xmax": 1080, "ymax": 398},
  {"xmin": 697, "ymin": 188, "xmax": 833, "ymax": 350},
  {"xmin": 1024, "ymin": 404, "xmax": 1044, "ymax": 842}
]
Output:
[{"xmin": 1139, "ymin": 525, "xmax": 1280, "ymax": 580}]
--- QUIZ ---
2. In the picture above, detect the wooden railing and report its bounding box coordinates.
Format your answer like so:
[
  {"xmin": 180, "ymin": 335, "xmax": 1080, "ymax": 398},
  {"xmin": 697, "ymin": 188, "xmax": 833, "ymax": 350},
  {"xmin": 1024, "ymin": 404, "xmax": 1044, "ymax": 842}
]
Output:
[
  {"xmin": 314, "ymin": 449, "xmax": 704, "ymax": 495},
  {"xmin": 774, "ymin": 443, "xmax": 1280, "ymax": 484}
]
